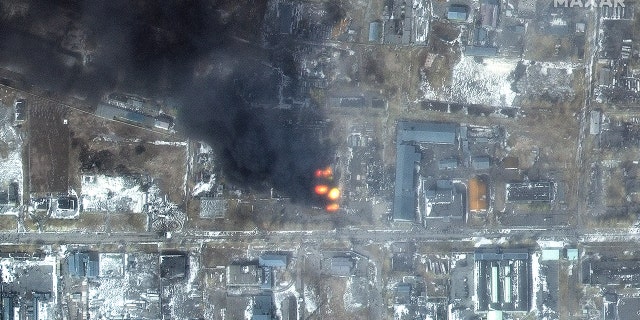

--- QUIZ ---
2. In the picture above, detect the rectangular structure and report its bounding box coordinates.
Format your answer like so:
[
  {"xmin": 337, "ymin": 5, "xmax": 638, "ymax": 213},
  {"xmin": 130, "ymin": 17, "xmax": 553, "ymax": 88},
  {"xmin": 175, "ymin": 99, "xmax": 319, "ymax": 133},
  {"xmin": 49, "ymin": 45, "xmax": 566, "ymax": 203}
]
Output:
[
  {"xmin": 506, "ymin": 182, "xmax": 555, "ymax": 202},
  {"xmin": 397, "ymin": 121, "xmax": 457, "ymax": 145},
  {"xmin": 590, "ymin": 110, "xmax": 601, "ymax": 135},
  {"xmin": 468, "ymin": 176, "xmax": 488, "ymax": 212},
  {"xmin": 393, "ymin": 144, "xmax": 420, "ymax": 221},
  {"xmin": 474, "ymin": 249, "xmax": 530, "ymax": 313},
  {"xmin": 447, "ymin": 5, "xmax": 469, "ymax": 21}
]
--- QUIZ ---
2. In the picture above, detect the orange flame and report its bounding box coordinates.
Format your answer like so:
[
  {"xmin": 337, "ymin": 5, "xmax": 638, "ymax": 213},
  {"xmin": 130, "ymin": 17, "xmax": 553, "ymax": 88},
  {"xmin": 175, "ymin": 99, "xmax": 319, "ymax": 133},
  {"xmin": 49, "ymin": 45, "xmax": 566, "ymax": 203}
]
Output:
[
  {"xmin": 314, "ymin": 184, "xmax": 329, "ymax": 195},
  {"xmin": 326, "ymin": 203, "xmax": 340, "ymax": 212},
  {"xmin": 327, "ymin": 188, "xmax": 340, "ymax": 201}
]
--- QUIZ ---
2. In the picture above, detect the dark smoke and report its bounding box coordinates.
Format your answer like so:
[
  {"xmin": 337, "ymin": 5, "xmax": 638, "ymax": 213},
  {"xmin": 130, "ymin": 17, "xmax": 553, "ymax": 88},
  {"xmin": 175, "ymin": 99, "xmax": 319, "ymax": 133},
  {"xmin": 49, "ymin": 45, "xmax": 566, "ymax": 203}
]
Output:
[{"xmin": 0, "ymin": 0, "xmax": 333, "ymax": 203}]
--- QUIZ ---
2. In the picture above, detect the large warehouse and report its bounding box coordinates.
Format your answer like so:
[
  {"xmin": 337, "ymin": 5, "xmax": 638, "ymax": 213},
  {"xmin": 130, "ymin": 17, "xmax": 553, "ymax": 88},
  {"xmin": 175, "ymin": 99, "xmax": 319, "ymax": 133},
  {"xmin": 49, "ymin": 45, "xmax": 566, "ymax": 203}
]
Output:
[
  {"xmin": 393, "ymin": 121, "xmax": 459, "ymax": 222},
  {"xmin": 474, "ymin": 249, "xmax": 531, "ymax": 313}
]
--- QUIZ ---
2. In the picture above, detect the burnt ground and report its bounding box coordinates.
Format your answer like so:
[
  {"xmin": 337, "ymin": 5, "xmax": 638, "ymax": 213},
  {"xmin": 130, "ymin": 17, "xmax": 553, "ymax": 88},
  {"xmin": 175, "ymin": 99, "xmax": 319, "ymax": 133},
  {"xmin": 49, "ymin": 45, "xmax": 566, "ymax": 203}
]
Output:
[
  {"xmin": 27, "ymin": 96, "xmax": 70, "ymax": 193},
  {"xmin": 66, "ymin": 108, "xmax": 187, "ymax": 205}
]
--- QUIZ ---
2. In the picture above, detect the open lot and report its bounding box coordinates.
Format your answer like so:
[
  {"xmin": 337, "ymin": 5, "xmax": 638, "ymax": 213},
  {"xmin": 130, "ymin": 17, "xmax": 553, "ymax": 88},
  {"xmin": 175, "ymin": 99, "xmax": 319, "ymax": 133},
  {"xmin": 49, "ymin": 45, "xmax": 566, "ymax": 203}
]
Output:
[{"xmin": 28, "ymin": 97, "xmax": 70, "ymax": 193}]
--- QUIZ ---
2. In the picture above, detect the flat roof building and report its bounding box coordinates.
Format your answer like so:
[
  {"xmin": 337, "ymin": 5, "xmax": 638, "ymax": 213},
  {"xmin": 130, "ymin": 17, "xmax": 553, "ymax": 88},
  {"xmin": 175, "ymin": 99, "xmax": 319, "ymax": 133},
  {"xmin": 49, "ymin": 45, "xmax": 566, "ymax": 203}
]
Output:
[
  {"xmin": 393, "ymin": 144, "xmax": 421, "ymax": 222},
  {"xmin": 447, "ymin": 5, "xmax": 469, "ymax": 22},
  {"xmin": 227, "ymin": 264, "xmax": 263, "ymax": 287},
  {"xmin": 468, "ymin": 176, "xmax": 489, "ymax": 212},
  {"xmin": 584, "ymin": 260, "xmax": 640, "ymax": 287},
  {"xmin": 566, "ymin": 248, "xmax": 579, "ymax": 261},
  {"xmin": 14, "ymin": 99, "xmax": 26, "ymax": 124},
  {"xmin": 506, "ymin": 182, "xmax": 555, "ymax": 202},
  {"xmin": 397, "ymin": 121, "xmax": 457, "ymax": 145},
  {"xmin": 393, "ymin": 121, "xmax": 459, "ymax": 222},
  {"xmin": 423, "ymin": 180, "xmax": 465, "ymax": 222},
  {"xmin": 480, "ymin": 0, "xmax": 500, "ymax": 28},
  {"xmin": 474, "ymin": 249, "xmax": 530, "ymax": 313},
  {"xmin": 259, "ymin": 254, "xmax": 287, "ymax": 268},
  {"xmin": 472, "ymin": 156, "xmax": 491, "ymax": 170},
  {"xmin": 199, "ymin": 198, "xmax": 227, "ymax": 219},
  {"xmin": 68, "ymin": 251, "xmax": 99, "ymax": 278},
  {"xmin": 590, "ymin": 110, "xmax": 601, "ymax": 135},
  {"xmin": 369, "ymin": 21, "xmax": 382, "ymax": 43},
  {"xmin": 160, "ymin": 253, "xmax": 188, "ymax": 280},
  {"xmin": 95, "ymin": 103, "xmax": 156, "ymax": 128},
  {"xmin": 438, "ymin": 158, "xmax": 458, "ymax": 170},
  {"xmin": 330, "ymin": 257, "xmax": 354, "ymax": 276},
  {"xmin": 464, "ymin": 46, "xmax": 498, "ymax": 57}
]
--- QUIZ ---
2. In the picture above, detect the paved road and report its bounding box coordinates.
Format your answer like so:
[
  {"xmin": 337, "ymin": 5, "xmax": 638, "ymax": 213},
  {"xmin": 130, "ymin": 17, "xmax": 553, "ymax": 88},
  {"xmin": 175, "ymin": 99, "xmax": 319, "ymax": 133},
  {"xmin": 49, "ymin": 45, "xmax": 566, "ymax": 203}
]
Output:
[{"xmin": 2, "ymin": 225, "xmax": 639, "ymax": 246}]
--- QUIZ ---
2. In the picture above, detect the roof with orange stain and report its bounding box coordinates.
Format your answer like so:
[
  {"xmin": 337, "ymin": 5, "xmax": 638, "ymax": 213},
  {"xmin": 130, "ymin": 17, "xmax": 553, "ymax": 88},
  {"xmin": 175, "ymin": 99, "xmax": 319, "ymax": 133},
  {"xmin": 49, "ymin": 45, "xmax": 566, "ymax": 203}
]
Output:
[{"xmin": 468, "ymin": 176, "xmax": 488, "ymax": 212}]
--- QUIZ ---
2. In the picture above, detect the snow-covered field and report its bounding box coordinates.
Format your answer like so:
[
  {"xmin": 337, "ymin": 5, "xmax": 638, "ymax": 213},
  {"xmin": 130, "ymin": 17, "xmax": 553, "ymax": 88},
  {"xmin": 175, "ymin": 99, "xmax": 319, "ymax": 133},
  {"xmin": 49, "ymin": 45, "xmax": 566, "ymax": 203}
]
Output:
[
  {"xmin": 421, "ymin": 56, "xmax": 519, "ymax": 107},
  {"xmin": 0, "ymin": 118, "xmax": 23, "ymax": 215},
  {"xmin": 81, "ymin": 175, "xmax": 146, "ymax": 213}
]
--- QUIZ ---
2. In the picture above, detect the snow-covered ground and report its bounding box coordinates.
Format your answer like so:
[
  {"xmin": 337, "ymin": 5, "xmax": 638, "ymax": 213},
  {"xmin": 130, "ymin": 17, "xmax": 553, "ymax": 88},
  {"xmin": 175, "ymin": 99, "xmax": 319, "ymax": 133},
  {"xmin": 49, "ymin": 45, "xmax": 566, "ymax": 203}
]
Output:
[
  {"xmin": 81, "ymin": 175, "xmax": 146, "ymax": 213},
  {"xmin": 421, "ymin": 56, "xmax": 519, "ymax": 107},
  {"xmin": 530, "ymin": 251, "xmax": 542, "ymax": 314},
  {"xmin": 88, "ymin": 253, "xmax": 160, "ymax": 319},
  {"xmin": 394, "ymin": 304, "xmax": 410, "ymax": 319},
  {"xmin": 304, "ymin": 285, "xmax": 318, "ymax": 314},
  {"xmin": 0, "ymin": 117, "xmax": 23, "ymax": 215},
  {"xmin": 99, "ymin": 253, "xmax": 125, "ymax": 278},
  {"xmin": 0, "ymin": 256, "xmax": 57, "ymax": 317}
]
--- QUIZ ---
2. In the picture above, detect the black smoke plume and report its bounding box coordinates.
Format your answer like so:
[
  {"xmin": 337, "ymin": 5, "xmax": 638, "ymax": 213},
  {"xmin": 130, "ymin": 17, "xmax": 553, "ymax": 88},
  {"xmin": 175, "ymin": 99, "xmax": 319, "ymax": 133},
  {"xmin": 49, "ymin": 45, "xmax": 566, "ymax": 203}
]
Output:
[{"xmin": 0, "ymin": 0, "xmax": 333, "ymax": 202}]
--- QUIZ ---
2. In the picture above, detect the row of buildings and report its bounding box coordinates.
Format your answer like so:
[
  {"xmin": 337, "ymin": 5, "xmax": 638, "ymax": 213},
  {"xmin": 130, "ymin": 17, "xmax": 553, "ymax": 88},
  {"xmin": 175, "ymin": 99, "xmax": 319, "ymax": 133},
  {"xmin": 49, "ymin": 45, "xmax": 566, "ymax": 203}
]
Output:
[{"xmin": 392, "ymin": 121, "xmax": 556, "ymax": 226}]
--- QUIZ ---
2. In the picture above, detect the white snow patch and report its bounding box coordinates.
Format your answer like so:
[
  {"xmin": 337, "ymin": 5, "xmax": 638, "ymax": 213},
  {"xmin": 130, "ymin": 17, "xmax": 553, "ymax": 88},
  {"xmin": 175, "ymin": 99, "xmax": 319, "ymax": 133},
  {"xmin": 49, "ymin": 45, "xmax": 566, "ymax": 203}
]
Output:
[
  {"xmin": 537, "ymin": 240, "xmax": 565, "ymax": 248},
  {"xmin": 304, "ymin": 285, "xmax": 318, "ymax": 314},
  {"xmin": 421, "ymin": 56, "xmax": 519, "ymax": 107},
  {"xmin": 530, "ymin": 251, "xmax": 542, "ymax": 313},
  {"xmin": 394, "ymin": 304, "xmax": 409, "ymax": 319},
  {"xmin": 81, "ymin": 175, "xmax": 146, "ymax": 213},
  {"xmin": 151, "ymin": 140, "xmax": 187, "ymax": 146},
  {"xmin": 472, "ymin": 237, "xmax": 510, "ymax": 247},
  {"xmin": 343, "ymin": 277, "xmax": 364, "ymax": 312}
]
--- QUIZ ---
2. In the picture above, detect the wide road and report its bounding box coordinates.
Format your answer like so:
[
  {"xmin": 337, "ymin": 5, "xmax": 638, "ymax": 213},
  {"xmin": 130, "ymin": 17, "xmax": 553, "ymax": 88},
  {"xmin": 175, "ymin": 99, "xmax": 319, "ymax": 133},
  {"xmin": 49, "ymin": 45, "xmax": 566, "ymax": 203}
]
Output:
[{"xmin": 1, "ymin": 225, "xmax": 639, "ymax": 246}]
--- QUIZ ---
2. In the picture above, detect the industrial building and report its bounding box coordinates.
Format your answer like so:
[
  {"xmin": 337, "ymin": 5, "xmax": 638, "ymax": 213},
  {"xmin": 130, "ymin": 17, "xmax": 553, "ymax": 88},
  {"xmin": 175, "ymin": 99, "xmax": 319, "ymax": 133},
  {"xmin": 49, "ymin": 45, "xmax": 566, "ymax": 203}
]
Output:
[
  {"xmin": 480, "ymin": 0, "xmax": 500, "ymax": 28},
  {"xmin": 474, "ymin": 249, "xmax": 530, "ymax": 313},
  {"xmin": 438, "ymin": 158, "xmax": 458, "ymax": 170},
  {"xmin": 393, "ymin": 121, "xmax": 459, "ymax": 222},
  {"xmin": 67, "ymin": 251, "xmax": 99, "ymax": 278},
  {"xmin": 506, "ymin": 182, "xmax": 555, "ymax": 202},
  {"xmin": 393, "ymin": 144, "xmax": 421, "ymax": 222},
  {"xmin": 13, "ymin": 99, "xmax": 25, "ymax": 124},
  {"xmin": 160, "ymin": 253, "xmax": 188, "ymax": 280},
  {"xmin": 199, "ymin": 197, "xmax": 227, "ymax": 219},
  {"xmin": 329, "ymin": 256, "xmax": 355, "ymax": 277},
  {"xmin": 227, "ymin": 264, "xmax": 264, "ymax": 287},
  {"xmin": 468, "ymin": 176, "xmax": 489, "ymax": 212},
  {"xmin": 447, "ymin": 5, "xmax": 469, "ymax": 22},
  {"xmin": 396, "ymin": 121, "xmax": 457, "ymax": 145},
  {"xmin": 423, "ymin": 180, "xmax": 466, "ymax": 223},
  {"xmin": 584, "ymin": 260, "xmax": 640, "ymax": 287},
  {"xmin": 0, "ymin": 255, "xmax": 57, "ymax": 320},
  {"xmin": 95, "ymin": 103, "xmax": 173, "ymax": 131},
  {"xmin": 259, "ymin": 254, "xmax": 287, "ymax": 268},
  {"xmin": 464, "ymin": 46, "xmax": 498, "ymax": 57},
  {"xmin": 472, "ymin": 156, "xmax": 491, "ymax": 170},
  {"xmin": 369, "ymin": 21, "xmax": 382, "ymax": 43}
]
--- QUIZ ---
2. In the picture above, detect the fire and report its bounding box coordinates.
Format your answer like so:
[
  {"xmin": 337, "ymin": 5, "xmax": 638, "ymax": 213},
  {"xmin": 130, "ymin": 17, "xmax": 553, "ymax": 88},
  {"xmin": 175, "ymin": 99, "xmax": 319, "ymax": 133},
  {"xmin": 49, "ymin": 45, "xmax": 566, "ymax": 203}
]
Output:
[
  {"xmin": 314, "ymin": 184, "xmax": 329, "ymax": 195},
  {"xmin": 327, "ymin": 187, "xmax": 340, "ymax": 201},
  {"xmin": 314, "ymin": 166, "xmax": 341, "ymax": 212},
  {"xmin": 315, "ymin": 167, "xmax": 333, "ymax": 178},
  {"xmin": 326, "ymin": 203, "xmax": 340, "ymax": 212}
]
